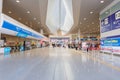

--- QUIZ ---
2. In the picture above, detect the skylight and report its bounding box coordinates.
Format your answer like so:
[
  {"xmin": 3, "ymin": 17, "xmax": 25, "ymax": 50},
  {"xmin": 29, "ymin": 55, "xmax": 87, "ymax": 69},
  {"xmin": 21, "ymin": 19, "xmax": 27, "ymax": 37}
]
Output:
[{"xmin": 46, "ymin": 0, "xmax": 74, "ymax": 35}]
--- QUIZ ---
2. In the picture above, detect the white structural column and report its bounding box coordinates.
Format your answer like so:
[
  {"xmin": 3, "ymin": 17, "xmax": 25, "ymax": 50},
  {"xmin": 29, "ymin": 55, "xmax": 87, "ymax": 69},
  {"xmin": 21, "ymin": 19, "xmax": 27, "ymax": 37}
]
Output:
[
  {"xmin": 0, "ymin": 0, "xmax": 3, "ymax": 19},
  {"xmin": 40, "ymin": 29, "xmax": 43, "ymax": 35},
  {"xmin": 78, "ymin": 29, "xmax": 80, "ymax": 41},
  {"xmin": 0, "ymin": 0, "xmax": 3, "ymax": 39}
]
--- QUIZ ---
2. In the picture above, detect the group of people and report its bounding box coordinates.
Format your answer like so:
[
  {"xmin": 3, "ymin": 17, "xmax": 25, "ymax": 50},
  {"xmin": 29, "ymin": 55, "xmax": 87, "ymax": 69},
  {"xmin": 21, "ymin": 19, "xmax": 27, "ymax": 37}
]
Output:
[
  {"xmin": 51, "ymin": 41, "xmax": 100, "ymax": 53},
  {"xmin": 51, "ymin": 42, "xmax": 67, "ymax": 48},
  {"xmin": 68, "ymin": 41, "xmax": 100, "ymax": 52},
  {"xmin": 68, "ymin": 42, "xmax": 82, "ymax": 50}
]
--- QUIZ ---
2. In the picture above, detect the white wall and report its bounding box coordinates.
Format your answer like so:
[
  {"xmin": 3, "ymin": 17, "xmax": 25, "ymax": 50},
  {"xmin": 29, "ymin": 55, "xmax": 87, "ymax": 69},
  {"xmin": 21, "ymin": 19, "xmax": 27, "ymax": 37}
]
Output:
[
  {"xmin": 0, "ymin": 0, "xmax": 3, "ymax": 21},
  {"xmin": 0, "ymin": 0, "xmax": 3, "ymax": 39}
]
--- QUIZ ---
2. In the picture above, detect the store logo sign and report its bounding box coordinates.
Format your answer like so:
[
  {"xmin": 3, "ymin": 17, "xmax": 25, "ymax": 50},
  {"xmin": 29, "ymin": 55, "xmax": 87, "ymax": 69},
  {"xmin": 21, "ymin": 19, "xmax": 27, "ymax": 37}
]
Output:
[
  {"xmin": 16, "ymin": 27, "xmax": 21, "ymax": 31},
  {"xmin": 115, "ymin": 11, "xmax": 120, "ymax": 20},
  {"xmin": 104, "ymin": 18, "xmax": 108, "ymax": 25},
  {"xmin": 16, "ymin": 33, "xmax": 28, "ymax": 38}
]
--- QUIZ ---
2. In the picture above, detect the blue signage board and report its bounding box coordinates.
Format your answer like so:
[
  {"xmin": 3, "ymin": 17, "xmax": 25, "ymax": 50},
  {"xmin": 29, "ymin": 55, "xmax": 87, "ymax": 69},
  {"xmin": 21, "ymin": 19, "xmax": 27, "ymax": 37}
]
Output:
[
  {"xmin": 101, "ymin": 38, "xmax": 112, "ymax": 46},
  {"xmin": 101, "ymin": 16, "xmax": 111, "ymax": 33},
  {"xmin": 16, "ymin": 32, "xmax": 28, "ymax": 38},
  {"xmin": 2, "ymin": 21, "xmax": 43, "ymax": 39},
  {"xmin": 111, "ymin": 10, "xmax": 120, "ymax": 30},
  {"xmin": 111, "ymin": 38, "xmax": 120, "ymax": 46},
  {"xmin": 101, "ymin": 37, "xmax": 120, "ymax": 47},
  {"xmin": 101, "ymin": 10, "xmax": 120, "ymax": 33}
]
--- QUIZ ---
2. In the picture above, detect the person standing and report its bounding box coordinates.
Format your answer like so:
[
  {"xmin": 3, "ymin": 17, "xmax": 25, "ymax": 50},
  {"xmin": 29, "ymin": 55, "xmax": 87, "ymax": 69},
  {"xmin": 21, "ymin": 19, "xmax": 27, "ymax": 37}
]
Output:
[{"xmin": 75, "ymin": 43, "xmax": 78, "ymax": 50}]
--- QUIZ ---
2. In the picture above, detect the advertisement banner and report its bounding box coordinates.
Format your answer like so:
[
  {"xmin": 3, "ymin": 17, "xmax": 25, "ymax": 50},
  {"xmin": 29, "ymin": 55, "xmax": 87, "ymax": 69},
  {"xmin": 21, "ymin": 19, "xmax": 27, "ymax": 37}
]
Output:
[
  {"xmin": 100, "ymin": 10, "xmax": 120, "ymax": 33},
  {"xmin": 101, "ymin": 37, "xmax": 120, "ymax": 54},
  {"xmin": 2, "ymin": 21, "xmax": 43, "ymax": 39},
  {"xmin": 101, "ymin": 38, "xmax": 120, "ymax": 46},
  {"xmin": 100, "ymin": 2, "xmax": 120, "ymax": 54},
  {"xmin": 101, "ymin": 16, "xmax": 111, "ymax": 33},
  {"xmin": 111, "ymin": 10, "xmax": 120, "ymax": 30},
  {"xmin": 16, "ymin": 33, "xmax": 28, "ymax": 38}
]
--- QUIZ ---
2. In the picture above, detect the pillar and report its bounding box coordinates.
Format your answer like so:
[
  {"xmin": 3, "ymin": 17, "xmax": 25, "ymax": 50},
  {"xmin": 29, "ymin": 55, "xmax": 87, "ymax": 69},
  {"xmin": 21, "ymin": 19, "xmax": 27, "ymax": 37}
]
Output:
[
  {"xmin": 78, "ymin": 29, "xmax": 81, "ymax": 41},
  {"xmin": 40, "ymin": 29, "xmax": 43, "ymax": 35},
  {"xmin": 0, "ymin": 0, "xmax": 3, "ymax": 39}
]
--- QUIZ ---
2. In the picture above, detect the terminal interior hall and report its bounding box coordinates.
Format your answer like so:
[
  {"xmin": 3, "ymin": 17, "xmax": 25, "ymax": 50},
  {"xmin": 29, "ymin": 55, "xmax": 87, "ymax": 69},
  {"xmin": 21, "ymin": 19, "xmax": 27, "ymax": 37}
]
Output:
[{"xmin": 0, "ymin": 0, "xmax": 120, "ymax": 80}]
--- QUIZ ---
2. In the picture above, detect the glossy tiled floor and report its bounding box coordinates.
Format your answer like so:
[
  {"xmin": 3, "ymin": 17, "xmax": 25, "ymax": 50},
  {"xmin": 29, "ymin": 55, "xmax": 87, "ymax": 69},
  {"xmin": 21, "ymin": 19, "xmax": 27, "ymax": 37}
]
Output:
[{"xmin": 0, "ymin": 48, "xmax": 120, "ymax": 80}]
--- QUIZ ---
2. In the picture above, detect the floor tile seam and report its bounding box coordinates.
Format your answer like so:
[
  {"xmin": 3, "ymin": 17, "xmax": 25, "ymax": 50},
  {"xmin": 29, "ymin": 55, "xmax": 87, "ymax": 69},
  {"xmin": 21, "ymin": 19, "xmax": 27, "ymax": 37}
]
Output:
[{"xmin": 71, "ymin": 49, "xmax": 120, "ymax": 72}]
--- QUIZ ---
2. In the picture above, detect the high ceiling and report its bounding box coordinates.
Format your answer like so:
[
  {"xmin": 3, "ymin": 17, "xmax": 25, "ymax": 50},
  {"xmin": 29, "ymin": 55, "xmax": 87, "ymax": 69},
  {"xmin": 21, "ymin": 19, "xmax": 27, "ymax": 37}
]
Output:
[
  {"xmin": 3, "ymin": 0, "xmax": 114, "ymax": 36},
  {"xmin": 69, "ymin": 0, "xmax": 113, "ymax": 35},
  {"xmin": 3, "ymin": 0, "xmax": 50, "ymax": 36}
]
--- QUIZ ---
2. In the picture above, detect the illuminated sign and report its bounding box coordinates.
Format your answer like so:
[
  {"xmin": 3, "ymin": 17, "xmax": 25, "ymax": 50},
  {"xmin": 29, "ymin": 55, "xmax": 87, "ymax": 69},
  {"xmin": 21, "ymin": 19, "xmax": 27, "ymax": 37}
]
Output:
[
  {"xmin": 101, "ymin": 10, "xmax": 120, "ymax": 33},
  {"xmin": 2, "ymin": 21, "xmax": 43, "ymax": 39}
]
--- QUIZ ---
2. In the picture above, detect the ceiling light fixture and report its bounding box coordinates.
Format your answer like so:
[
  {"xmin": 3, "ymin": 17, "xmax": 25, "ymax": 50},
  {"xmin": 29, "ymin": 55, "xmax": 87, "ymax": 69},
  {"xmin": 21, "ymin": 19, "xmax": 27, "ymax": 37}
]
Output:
[
  {"xmin": 34, "ymin": 18, "xmax": 36, "ymax": 20},
  {"xmin": 27, "ymin": 11, "xmax": 30, "ymax": 14},
  {"xmin": 16, "ymin": 0, "xmax": 20, "ymax": 3},
  {"xmin": 92, "ymin": 22, "xmax": 94, "ymax": 24},
  {"xmin": 84, "ymin": 18, "xmax": 87, "ymax": 20},
  {"xmin": 8, "ymin": 11, "xmax": 12, "ymax": 14},
  {"xmin": 90, "ymin": 11, "xmax": 93, "ymax": 14},
  {"xmin": 100, "ymin": 0, "xmax": 104, "ymax": 3},
  {"xmin": 105, "ymin": 11, "xmax": 108, "ymax": 14}
]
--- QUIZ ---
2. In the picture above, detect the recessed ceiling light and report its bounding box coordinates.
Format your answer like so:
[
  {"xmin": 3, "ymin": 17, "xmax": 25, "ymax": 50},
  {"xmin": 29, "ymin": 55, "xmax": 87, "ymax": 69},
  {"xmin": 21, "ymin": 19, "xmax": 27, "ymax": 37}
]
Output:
[
  {"xmin": 8, "ymin": 11, "xmax": 12, "ymax": 14},
  {"xmin": 34, "ymin": 18, "xmax": 36, "ymax": 20},
  {"xmin": 16, "ymin": 0, "xmax": 20, "ymax": 3},
  {"xmin": 100, "ymin": 0, "xmax": 104, "ymax": 3},
  {"xmin": 27, "ymin": 11, "xmax": 30, "ymax": 14},
  {"xmin": 105, "ymin": 11, "xmax": 108, "ymax": 14},
  {"xmin": 90, "ymin": 11, "xmax": 93, "ymax": 14},
  {"xmin": 92, "ymin": 22, "xmax": 94, "ymax": 24},
  {"xmin": 84, "ymin": 18, "xmax": 87, "ymax": 20}
]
